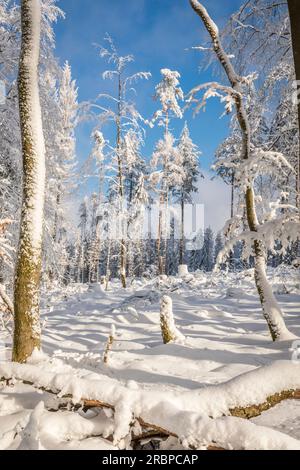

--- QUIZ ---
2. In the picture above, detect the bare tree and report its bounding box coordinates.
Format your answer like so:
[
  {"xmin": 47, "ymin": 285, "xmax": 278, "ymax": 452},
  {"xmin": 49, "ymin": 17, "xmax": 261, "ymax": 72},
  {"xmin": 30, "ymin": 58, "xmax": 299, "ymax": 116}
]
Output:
[
  {"xmin": 13, "ymin": 0, "xmax": 46, "ymax": 362},
  {"xmin": 189, "ymin": 0, "xmax": 294, "ymax": 341}
]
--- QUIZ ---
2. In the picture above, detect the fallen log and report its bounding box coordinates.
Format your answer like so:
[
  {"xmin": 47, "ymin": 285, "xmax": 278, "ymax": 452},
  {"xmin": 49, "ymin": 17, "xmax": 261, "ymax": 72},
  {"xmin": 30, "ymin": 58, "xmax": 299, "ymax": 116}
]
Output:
[
  {"xmin": 230, "ymin": 389, "xmax": 300, "ymax": 419},
  {"xmin": 1, "ymin": 360, "xmax": 300, "ymax": 449}
]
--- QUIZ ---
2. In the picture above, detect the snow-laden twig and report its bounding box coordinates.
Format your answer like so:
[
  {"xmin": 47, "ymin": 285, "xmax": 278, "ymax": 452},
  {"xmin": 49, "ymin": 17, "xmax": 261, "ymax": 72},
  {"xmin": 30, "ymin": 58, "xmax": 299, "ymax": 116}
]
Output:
[{"xmin": 0, "ymin": 284, "xmax": 13, "ymax": 315}]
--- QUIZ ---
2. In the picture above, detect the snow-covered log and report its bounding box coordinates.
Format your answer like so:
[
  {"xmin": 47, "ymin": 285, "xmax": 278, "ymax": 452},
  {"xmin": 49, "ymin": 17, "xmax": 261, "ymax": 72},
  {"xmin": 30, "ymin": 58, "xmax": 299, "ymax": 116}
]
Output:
[{"xmin": 1, "ymin": 360, "xmax": 300, "ymax": 449}]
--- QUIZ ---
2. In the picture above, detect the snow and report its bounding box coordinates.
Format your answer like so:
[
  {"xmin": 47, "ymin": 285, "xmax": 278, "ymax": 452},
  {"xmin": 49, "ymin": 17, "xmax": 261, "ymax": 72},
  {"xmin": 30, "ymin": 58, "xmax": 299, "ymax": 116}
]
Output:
[
  {"xmin": 19, "ymin": 0, "xmax": 46, "ymax": 253},
  {"xmin": 1, "ymin": 0, "xmax": 299, "ymax": 452},
  {"xmin": 0, "ymin": 384, "xmax": 116, "ymax": 450},
  {"xmin": 1, "ymin": 358, "xmax": 300, "ymax": 450},
  {"xmin": 252, "ymin": 400, "xmax": 300, "ymax": 440},
  {"xmin": 1, "ymin": 269, "xmax": 300, "ymax": 449}
]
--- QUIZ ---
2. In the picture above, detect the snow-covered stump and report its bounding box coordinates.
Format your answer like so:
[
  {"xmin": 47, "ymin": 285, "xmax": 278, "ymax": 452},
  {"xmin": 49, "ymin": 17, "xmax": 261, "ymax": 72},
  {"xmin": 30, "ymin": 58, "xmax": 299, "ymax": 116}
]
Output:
[
  {"xmin": 178, "ymin": 264, "xmax": 189, "ymax": 278},
  {"xmin": 160, "ymin": 296, "xmax": 184, "ymax": 344},
  {"xmin": 103, "ymin": 325, "xmax": 115, "ymax": 364}
]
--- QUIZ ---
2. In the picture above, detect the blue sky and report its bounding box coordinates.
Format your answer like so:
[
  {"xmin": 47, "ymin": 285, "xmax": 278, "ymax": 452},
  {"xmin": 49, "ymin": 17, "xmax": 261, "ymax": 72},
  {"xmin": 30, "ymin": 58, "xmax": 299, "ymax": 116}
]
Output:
[{"xmin": 53, "ymin": 0, "xmax": 244, "ymax": 230}]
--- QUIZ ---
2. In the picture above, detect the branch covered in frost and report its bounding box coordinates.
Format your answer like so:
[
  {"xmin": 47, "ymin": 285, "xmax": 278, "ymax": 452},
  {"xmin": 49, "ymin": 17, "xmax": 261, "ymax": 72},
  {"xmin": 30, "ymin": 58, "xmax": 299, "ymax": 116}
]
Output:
[
  {"xmin": 151, "ymin": 68, "xmax": 184, "ymax": 126},
  {"xmin": 217, "ymin": 213, "xmax": 300, "ymax": 265},
  {"xmin": 186, "ymin": 81, "xmax": 241, "ymax": 116}
]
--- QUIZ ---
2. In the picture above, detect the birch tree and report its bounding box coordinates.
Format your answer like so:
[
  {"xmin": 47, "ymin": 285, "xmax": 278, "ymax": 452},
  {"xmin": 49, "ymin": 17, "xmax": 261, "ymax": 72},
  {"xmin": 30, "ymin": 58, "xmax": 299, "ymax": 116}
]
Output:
[
  {"xmin": 188, "ymin": 0, "xmax": 296, "ymax": 341},
  {"xmin": 13, "ymin": 0, "xmax": 46, "ymax": 362}
]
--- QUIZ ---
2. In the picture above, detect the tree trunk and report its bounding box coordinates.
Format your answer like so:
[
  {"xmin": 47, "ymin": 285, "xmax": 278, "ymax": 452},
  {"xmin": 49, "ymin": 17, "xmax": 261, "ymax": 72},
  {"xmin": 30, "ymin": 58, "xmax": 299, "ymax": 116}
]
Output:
[
  {"xmin": 13, "ymin": 0, "xmax": 46, "ymax": 362},
  {"xmin": 190, "ymin": 0, "xmax": 294, "ymax": 341},
  {"xmin": 105, "ymin": 239, "xmax": 112, "ymax": 291},
  {"xmin": 156, "ymin": 194, "xmax": 165, "ymax": 275},
  {"xmin": 229, "ymin": 172, "xmax": 235, "ymax": 269},
  {"xmin": 287, "ymin": 0, "xmax": 300, "ymax": 211},
  {"xmin": 162, "ymin": 190, "xmax": 169, "ymax": 274},
  {"xmin": 162, "ymin": 112, "xmax": 170, "ymax": 275},
  {"xmin": 179, "ymin": 192, "xmax": 185, "ymax": 265},
  {"xmin": 116, "ymin": 73, "xmax": 126, "ymax": 288},
  {"xmin": 126, "ymin": 175, "xmax": 134, "ymax": 279},
  {"xmin": 156, "ymin": 111, "xmax": 171, "ymax": 276}
]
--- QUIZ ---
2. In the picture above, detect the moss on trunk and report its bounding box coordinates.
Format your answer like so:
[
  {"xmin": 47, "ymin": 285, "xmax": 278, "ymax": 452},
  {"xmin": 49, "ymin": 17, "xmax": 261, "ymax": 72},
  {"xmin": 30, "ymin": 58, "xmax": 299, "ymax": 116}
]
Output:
[{"xmin": 13, "ymin": 0, "xmax": 45, "ymax": 363}]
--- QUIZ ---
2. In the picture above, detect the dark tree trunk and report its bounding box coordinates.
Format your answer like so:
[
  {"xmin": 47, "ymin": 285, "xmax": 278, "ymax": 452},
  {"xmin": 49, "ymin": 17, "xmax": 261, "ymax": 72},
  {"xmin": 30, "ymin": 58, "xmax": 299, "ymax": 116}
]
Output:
[{"xmin": 288, "ymin": 0, "xmax": 300, "ymax": 210}]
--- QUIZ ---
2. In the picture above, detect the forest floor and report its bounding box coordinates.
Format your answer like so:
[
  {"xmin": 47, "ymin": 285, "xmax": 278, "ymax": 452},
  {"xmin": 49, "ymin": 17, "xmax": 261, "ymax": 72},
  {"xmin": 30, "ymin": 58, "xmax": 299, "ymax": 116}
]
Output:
[{"xmin": 0, "ymin": 267, "xmax": 300, "ymax": 450}]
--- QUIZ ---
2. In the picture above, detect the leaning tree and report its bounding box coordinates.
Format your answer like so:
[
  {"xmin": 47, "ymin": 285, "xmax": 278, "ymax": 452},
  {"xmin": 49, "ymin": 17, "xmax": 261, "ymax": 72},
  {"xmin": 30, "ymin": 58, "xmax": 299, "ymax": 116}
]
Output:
[{"xmin": 188, "ymin": 0, "xmax": 298, "ymax": 341}]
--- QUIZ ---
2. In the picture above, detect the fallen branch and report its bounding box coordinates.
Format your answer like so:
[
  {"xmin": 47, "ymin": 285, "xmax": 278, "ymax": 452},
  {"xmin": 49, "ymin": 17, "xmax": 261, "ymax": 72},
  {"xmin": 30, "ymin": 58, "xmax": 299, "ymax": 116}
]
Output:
[{"xmin": 0, "ymin": 284, "xmax": 14, "ymax": 315}]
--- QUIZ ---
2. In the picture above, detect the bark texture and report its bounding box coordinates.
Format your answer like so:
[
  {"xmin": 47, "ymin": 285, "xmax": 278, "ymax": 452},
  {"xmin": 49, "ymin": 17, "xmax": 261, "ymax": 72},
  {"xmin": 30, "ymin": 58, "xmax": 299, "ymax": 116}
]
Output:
[{"xmin": 13, "ymin": 0, "xmax": 46, "ymax": 362}]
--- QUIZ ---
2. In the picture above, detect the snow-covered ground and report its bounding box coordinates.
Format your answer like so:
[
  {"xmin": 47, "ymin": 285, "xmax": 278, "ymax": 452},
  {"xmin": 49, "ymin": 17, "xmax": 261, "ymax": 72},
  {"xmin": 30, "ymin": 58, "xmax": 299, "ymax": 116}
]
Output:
[{"xmin": 0, "ymin": 267, "xmax": 300, "ymax": 450}]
